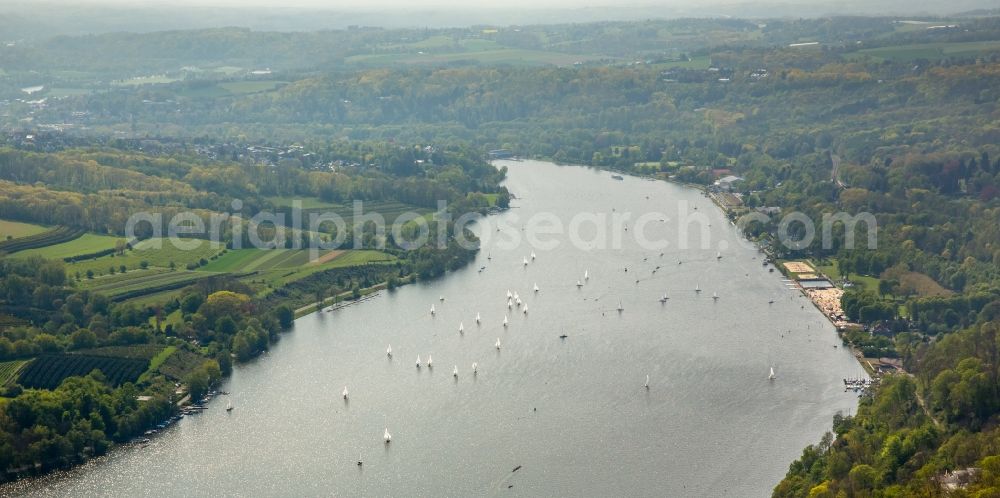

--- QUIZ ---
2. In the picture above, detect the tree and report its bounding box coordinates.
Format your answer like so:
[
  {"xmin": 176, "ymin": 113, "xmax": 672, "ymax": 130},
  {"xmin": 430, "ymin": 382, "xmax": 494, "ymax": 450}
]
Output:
[{"xmin": 275, "ymin": 305, "xmax": 294, "ymax": 329}]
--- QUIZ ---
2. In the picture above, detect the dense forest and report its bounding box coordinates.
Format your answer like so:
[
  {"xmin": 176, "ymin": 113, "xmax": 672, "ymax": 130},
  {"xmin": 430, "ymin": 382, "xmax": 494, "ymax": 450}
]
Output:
[{"xmin": 0, "ymin": 12, "xmax": 998, "ymax": 493}]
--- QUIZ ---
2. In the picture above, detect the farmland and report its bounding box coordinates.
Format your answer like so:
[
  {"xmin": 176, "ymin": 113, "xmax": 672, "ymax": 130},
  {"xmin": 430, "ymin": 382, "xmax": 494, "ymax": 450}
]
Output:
[
  {"xmin": 18, "ymin": 353, "xmax": 149, "ymax": 389},
  {"xmin": 851, "ymin": 39, "xmax": 1000, "ymax": 62},
  {"xmin": 0, "ymin": 360, "xmax": 28, "ymax": 385},
  {"xmin": 67, "ymin": 237, "xmax": 226, "ymax": 278},
  {"xmin": 0, "ymin": 219, "xmax": 47, "ymax": 240},
  {"xmin": 16, "ymin": 233, "xmax": 122, "ymax": 260},
  {"xmin": 0, "ymin": 226, "xmax": 87, "ymax": 254}
]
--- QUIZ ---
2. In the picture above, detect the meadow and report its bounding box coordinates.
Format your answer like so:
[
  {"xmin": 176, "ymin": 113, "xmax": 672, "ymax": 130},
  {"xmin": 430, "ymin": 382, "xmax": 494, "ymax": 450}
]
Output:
[{"xmin": 0, "ymin": 220, "xmax": 47, "ymax": 240}]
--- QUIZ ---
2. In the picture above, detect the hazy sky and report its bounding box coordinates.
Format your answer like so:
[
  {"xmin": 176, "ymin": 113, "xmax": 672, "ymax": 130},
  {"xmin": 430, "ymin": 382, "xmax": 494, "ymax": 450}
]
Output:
[{"xmin": 47, "ymin": 0, "xmax": 787, "ymax": 8}]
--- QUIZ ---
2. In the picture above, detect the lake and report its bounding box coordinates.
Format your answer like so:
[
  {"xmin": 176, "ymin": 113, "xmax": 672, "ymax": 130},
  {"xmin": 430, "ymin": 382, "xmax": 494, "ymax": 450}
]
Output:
[{"xmin": 5, "ymin": 159, "xmax": 863, "ymax": 497}]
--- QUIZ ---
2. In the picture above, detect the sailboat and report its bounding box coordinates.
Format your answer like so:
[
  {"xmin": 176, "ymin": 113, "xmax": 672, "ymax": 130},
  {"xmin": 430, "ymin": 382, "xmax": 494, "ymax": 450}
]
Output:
[
  {"xmin": 716, "ymin": 251, "xmax": 722, "ymax": 259},
  {"xmin": 495, "ymin": 338, "xmax": 501, "ymax": 350},
  {"xmin": 453, "ymin": 365, "xmax": 459, "ymax": 378},
  {"xmin": 660, "ymin": 293, "xmax": 669, "ymax": 303},
  {"xmin": 476, "ymin": 312, "xmax": 481, "ymax": 324},
  {"xmin": 416, "ymin": 355, "xmax": 422, "ymax": 368},
  {"xmin": 695, "ymin": 284, "xmax": 701, "ymax": 293},
  {"xmin": 507, "ymin": 289, "xmax": 512, "ymax": 299},
  {"xmin": 644, "ymin": 375, "xmax": 650, "ymax": 389},
  {"xmin": 584, "ymin": 270, "xmax": 590, "ymax": 281},
  {"xmin": 503, "ymin": 315, "xmax": 508, "ymax": 327},
  {"xmin": 342, "ymin": 386, "xmax": 349, "ymax": 399},
  {"xmin": 713, "ymin": 292, "xmax": 719, "ymax": 300},
  {"xmin": 533, "ymin": 283, "xmax": 539, "ymax": 293},
  {"xmin": 427, "ymin": 355, "xmax": 433, "ymax": 368},
  {"xmin": 459, "ymin": 322, "xmax": 464, "ymax": 333},
  {"xmin": 531, "ymin": 251, "xmax": 536, "ymax": 260},
  {"xmin": 226, "ymin": 400, "xmax": 234, "ymax": 412},
  {"xmin": 488, "ymin": 251, "xmax": 492, "ymax": 260},
  {"xmin": 384, "ymin": 428, "xmax": 392, "ymax": 443},
  {"xmin": 513, "ymin": 291, "xmax": 519, "ymax": 300},
  {"xmin": 439, "ymin": 295, "xmax": 445, "ymax": 301},
  {"xmin": 430, "ymin": 304, "xmax": 436, "ymax": 315},
  {"xmin": 386, "ymin": 344, "xmax": 392, "ymax": 358},
  {"xmin": 617, "ymin": 300, "xmax": 624, "ymax": 312},
  {"xmin": 472, "ymin": 362, "xmax": 478, "ymax": 374},
  {"xmin": 507, "ymin": 299, "xmax": 513, "ymax": 309},
  {"xmin": 516, "ymin": 297, "xmax": 522, "ymax": 307},
  {"xmin": 576, "ymin": 280, "xmax": 583, "ymax": 287},
  {"xmin": 768, "ymin": 367, "xmax": 776, "ymax": 380},
  {"xmin": 523, "ymin": 304, "xmax": 528, "ymax": 314},
  {"xmin": 523, "ymin": 257, "xmax": 529, "ymax": 266}
]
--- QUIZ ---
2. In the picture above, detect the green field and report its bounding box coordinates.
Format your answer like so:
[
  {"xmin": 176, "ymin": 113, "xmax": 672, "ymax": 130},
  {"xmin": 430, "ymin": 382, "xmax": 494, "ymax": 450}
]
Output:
[
  {"xmin": 267, "ymin": 195, "xmax": 342, "ymax": 210},
  {"xmin": 17, "ymin": 233, "xmax": 122, "ymax": 260},
  {"xmin": 852, "ymin": 40, "xmax": 1000, "ymax": 62},
  {"xmin": 0, "ymin": 219, "xmax": 48, "ymax": 240},
  {"xmin": 85, "ymin": 270, "xmax": 219, "ymax": 299},
  {"xmin": 66, "ymin": 237, "xmax": 225, "ymax": 279}
]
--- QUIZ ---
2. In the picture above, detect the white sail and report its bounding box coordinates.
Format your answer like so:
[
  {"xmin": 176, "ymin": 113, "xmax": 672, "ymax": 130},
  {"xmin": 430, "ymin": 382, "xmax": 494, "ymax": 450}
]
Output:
[
  {"xmin": 531, "ymin": 251, "xmax": 536, "ymax": 260},
  {"xmin": 472, "ymin": 362, "xmax": 478, "ymax": 373},
  {"xmin": 644, "ymin": 375, "xmax": 649, "ymax": 388},
  {"xmin": 533, "ymin": 283, "xmax": 539, "ymax": 292},
  {"xmin": 430, "ymin": 304, "xmax": 435, "ymax": 315},
  {"xmin": 503, "ymin": 315, "xmax": 508, "ymax": 327},
  {"xmin": 427, "ymin": 355, "xmax": 433, "ymax": 367},
  {"xmin": 416, "ymin": 355, "xmax": 421, "ymax": 367},
  {"xmin": 386, "ymin": 344, "xmax": 392, "ymax": 357},
  {"xmin": 523, "ymin": 257, "xmax": 529, "ymax": 266},
  {"xmin": 476, "ymin": 312, "xmax": 481, "ymax": 323},
  {"xmin": 459, "ymin": 322, "xmax": 464, "ymax": 333},
  {"xmin": 506, "ymin": 289, "xmax": 512, "ymax": 298},
  {"xmin": 508, "ymin": 299, "xmax": 513, "ymax": 309},
  {"xmin": 495, "ymin": 338, "xmax": 501, "ymax": 350},
  {"xmin": 453, "ymin": 365, "xmax": 458, "ymax": 377},
  {"xmin": 439, "ymin": 295, "xmax": 445, "ymax": 301},
  {"xmin": 342, "ymin": 386, "xmax": 349, "ymax": 399},
  {"xmin": 523, "ymin": 304, "xmax": 528, "ymax": 314},
  {"xmin": 713, "ymin": 292, "xmax": 719, "ymax": 299},
  {"xmin": 617, "ymin": 300, "xmax": 624, "ymax": 312},
  {"xmin": 584, "ymin": 270, "xmax": 590, "ymax": 280},
  {"xmin": 384, "ymin": 428, "xmax": 391, "ymax": 443},
  {"xmin": 576, "ymin": 280, "xmax": 583, "ymax": 287},
  {"xmin": 769, "ymin": 367, "xmax": 776, "ymax": 380}
]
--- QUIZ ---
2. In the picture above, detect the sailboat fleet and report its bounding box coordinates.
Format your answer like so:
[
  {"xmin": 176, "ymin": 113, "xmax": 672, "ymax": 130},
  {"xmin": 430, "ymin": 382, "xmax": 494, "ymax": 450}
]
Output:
[{"xmin": 341, "ymin": 243, "xmax": 789, "ymax": 445}]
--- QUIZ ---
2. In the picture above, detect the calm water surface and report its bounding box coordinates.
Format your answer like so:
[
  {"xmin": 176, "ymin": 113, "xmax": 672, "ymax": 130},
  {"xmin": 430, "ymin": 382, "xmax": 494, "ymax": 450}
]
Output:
[{"xmin": 6, "ymin": 160, "xmax": 863, "ymax": 497}]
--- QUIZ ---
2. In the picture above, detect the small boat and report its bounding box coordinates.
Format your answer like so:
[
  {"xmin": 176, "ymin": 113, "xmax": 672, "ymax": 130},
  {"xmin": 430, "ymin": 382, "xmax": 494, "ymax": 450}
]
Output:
[
  {"xmin": 488, "ymin": 252, "xmax": 492, "ymax": 260},
  {"xmin": 617, "ymin": 300, "xmax": 624, "ymax": 312},
  {"xmin": 386, "ymin": 344, "xmax": 392, "ymax": 358},
  {"xmin": 516, "ymin": 297, "xmax": 522, "ymax": 307},
  {"xmin": 342, "ymin": 386, "xmax": 349, "ymax": 399},
  {"xmin": 695, "ymin": 285, "xmax": 701, "ymax": 293},
  {"xmin": 576, "ymin": 280, "xmax": 583, "ymax": 287},
  {"xmin": 533, "ymin": 283, "xmax": 539, "ymax": 293},
  {"xmin": 472, "ymin": 362, "xmax": 478, "ymax": 374},
  {"xmin": 439, "ymin": 295, "xmax": 445, "ymax": 301},
  {"xmin": 459, "ymin": 322, "xmax": 464, "ymax": 333},
  {"xmin": 430, "ymin": 304, "xmax": 436, "ymax": 315},
  {"xmin": 476, "ymin": 312, "xmax": 481, "ymax": 324},
  {"xmin": 584, "ymin": 270, "xmax": 590, "ymax": 281},
  {"xmin": 384, "ymin": 428, "xmax": 392, "ymax": 443},
  {"xmin": 768, "ymin": 367, "xmax": 776, "ymax": 380},
  {"xmin": 503, "ymin": 315, "xmax": 508, "ymax": 327},
  {"xmin": 716, "ymin": 251, "xmax": 722, "ymax": 259},
  {"xmin": 495, "ymin": 338, "xmax": 501, "ymax": 350},
  {"xmin": 660, "ymin": 293, "xmax": 668, "ymax": 303},
  {"xmin": 507, "ymin": 290, "xmax": 512, "ymax": 299},
  {"xmin": 513, "ymin": 291, "xmax": 519, "ymax": 300},
  {"xmin": 226, "ymin": 400, "xmax": 233, "ymax": 412},
  {"xmin": 508, "ymin": 299, "xmax": 513, "ymax": 309},
  {"xmin": 768, "ymin": 299, "xmax": 774, "ymax": 304},
  {"xmin": 644, "ymin": 375, "xmax": 650, "ymax": 389},
  {"xmin": 523, "ymin": 257, "xmax": 529, "ymax": 266},
  {"xmin": 713, "ymin": 292, "xmax": 719, "ymax": 300},
  {"xmin": 523, "ymin": 304, "xmax": 528, "ymax": 314},
  {"xmin": 531, "ymin": 251, "xmax": 536, "ymax": 260},
  {"xmin": 427, "ymin": 355, "xmax": 433, "ymax": 368},
  {"xmin": 453, "ymin": 365, "xmax": 459, "ymax": 378}
]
